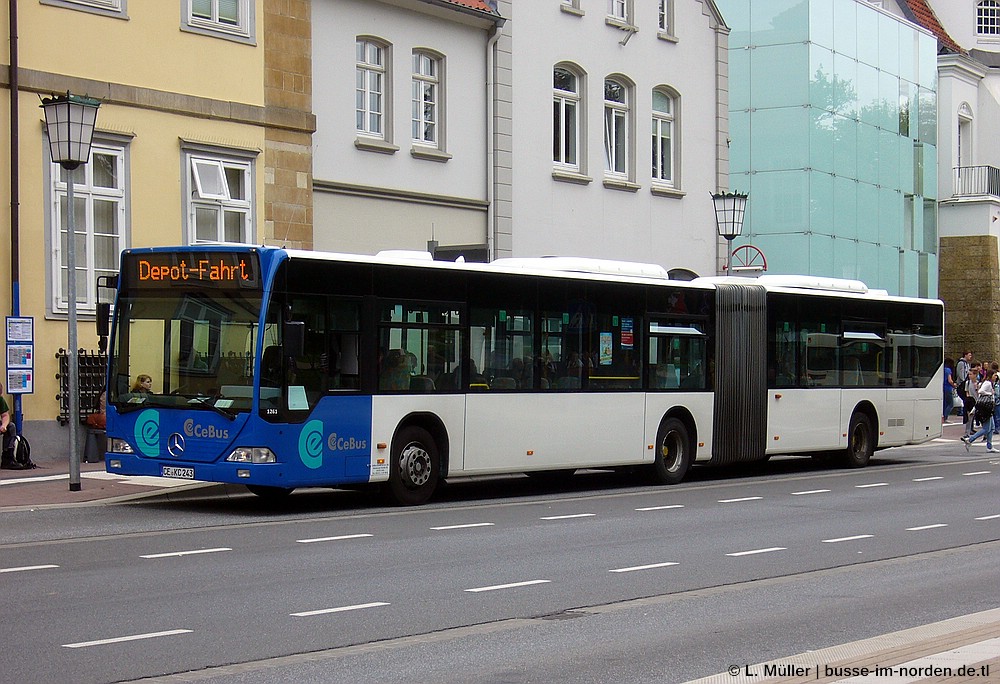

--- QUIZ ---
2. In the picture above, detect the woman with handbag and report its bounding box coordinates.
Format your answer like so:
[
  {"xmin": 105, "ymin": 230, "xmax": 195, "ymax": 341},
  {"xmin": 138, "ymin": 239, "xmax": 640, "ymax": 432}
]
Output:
[{"xmin": 962, "ymin": 370, "xmax": 999, "ymax": 453}]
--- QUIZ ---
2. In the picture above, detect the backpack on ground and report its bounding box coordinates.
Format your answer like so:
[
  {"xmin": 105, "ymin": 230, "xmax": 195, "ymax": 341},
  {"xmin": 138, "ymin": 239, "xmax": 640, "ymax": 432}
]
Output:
[{"xmin": 1, "ymin": 434, "xmax": 35, "ymax": 470}]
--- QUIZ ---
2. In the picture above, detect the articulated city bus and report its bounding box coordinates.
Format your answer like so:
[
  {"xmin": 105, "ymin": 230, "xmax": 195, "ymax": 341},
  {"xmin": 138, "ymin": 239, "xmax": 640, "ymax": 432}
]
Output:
[{"xmin": 101, "ymin": 245, "xmax": 943, "ymax": 505}]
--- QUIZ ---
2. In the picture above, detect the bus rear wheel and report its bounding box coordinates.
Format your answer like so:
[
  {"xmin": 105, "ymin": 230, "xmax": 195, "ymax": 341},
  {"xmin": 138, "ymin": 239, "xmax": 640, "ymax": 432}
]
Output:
[
  {"xmin": 388, "ymin": 426, "xmax": 440, "ymax": 506},
  {"xmin": 841, "ymin": 411, "xmax": 874, "ymax": 468},
  {"xmin": 650, "ymin": 417, "xmax": 691, "ymax": 485}
]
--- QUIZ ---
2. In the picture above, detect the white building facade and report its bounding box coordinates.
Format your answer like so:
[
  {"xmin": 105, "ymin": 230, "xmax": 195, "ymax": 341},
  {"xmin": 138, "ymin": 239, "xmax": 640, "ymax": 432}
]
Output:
[
  {"xmin": 507, "ymin": 0, "xmax": 730, "ymax": 276},
  {"xmin": 310, "ymin": 1, "xmax": 731, "ymax": 277},
  {"xmin": 311, "ymin": 0, "xmax": 503, "ymax": 259}
]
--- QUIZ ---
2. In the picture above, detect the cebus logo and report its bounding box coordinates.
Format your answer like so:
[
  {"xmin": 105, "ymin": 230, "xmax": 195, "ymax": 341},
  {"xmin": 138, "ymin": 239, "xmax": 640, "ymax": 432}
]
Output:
[
  {"xmin": 183, "ymin": 418, "xmax": 230, "ymax": 440},
  {"xmin": 134, "ymin": 409, "xmax": 160, "ymax": 457},
  {"xmin": 298, "ymin": 420, "xmax": 324, "ymax": 470}
]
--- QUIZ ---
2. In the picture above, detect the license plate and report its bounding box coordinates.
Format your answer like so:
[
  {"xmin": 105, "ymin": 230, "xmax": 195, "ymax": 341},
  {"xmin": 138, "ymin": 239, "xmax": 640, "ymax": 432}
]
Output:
[{"xmin": 162, "ymin": 466, "xmax": 195, "ymax": 480}]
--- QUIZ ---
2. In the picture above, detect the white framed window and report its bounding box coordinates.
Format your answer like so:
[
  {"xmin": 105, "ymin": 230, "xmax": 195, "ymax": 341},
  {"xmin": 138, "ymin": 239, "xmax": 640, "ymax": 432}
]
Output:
[
  {"xmin": 41, "ymin": 0, "xmax": 126, "ymax": 17},
  {"xmin": 412, "ymin": 51, "xmax": 441, "ymax": 146},
  {"xmin": 652, "ymin": 89, "xmax": 676, "ymax": 186},
  {"xmin": 184, "ymin": 147, "xmax": 255, "ymax": 245},
  {"xmin": 979, "ymin": 1, "xmax": 1000, "ymax": 35},
  {"xmin": 658, "ymin": 0, "xmax": 673, "ymax": 34},
  {"xmin": 48, "ymin": 141, "xmax": 128, "ymax": 314},
  {"xmin": 604, "ymin": 78, "xmax": 630, "ymax": 177},
  {"xmin": 553, "ymin": 66, "xmax": 581, "ymax": 171},
  {"xmin": 357, "ymin": 38, "xmax": 388, "ymax": 138},
  {"xmin": 608, "ymin": 0, "xmax": 628, "ymax": 22},
  {"xmin": 183, "ymin": 0, "xmax": 253, "ymax": 42}
]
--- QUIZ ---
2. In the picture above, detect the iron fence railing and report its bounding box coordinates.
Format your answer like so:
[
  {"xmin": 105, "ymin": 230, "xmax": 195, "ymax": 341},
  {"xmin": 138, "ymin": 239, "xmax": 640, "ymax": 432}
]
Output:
[
  {"xmin": 55, "ymin": 349, "xmax": 107, "ymax": 425},
  {"xmin": 954, "ymin": 165, "xmax": 1000, "ymax": 198}
]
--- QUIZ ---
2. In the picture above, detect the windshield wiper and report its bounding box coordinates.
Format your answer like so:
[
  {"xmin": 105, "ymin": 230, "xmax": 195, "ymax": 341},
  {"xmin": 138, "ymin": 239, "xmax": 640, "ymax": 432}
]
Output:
[
  {"xmin": 116, "ymin": 396, "xmax": 165, "ymax": 414},
  {"xmin": 189, "ymin": 396, "xmax": 237, "ymax": 421}
]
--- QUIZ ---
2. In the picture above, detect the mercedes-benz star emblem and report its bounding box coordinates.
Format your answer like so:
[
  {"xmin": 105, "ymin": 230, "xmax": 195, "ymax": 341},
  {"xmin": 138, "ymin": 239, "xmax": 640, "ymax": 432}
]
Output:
[{"xmin": 167, "ymin": 433, "xmax": 186, "ymax": 458}]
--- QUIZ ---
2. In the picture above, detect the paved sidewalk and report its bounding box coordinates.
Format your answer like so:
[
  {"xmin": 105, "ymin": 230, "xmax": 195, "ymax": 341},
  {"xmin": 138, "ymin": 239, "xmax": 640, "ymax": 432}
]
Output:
[{"xmin": 0, "ymin": 458, "xmax": 221, "ymax": 510}]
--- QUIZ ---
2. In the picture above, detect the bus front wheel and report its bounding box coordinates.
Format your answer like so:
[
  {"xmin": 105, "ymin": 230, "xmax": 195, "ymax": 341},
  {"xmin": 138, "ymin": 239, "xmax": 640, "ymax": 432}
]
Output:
[
  {"xmin": 841, "ymin": 411, "xmax": 874, "ymax": 468},
  {"xmin": 650, "ymin": 418, "xmax": 691, "ymax": 485},
  {"xmin": 388, "ymin": 426, "xmax": 440, "ymax": 505}
]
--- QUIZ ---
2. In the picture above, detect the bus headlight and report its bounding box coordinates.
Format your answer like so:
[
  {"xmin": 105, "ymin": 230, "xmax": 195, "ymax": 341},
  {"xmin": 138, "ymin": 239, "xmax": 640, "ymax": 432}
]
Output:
[
  {"xmin": 225, "ymin": 447, "xmax": 277, "ymax": 464},
  {"xmin": 110, "ymin": 438, "xmax": 134, "ymax": 454}
]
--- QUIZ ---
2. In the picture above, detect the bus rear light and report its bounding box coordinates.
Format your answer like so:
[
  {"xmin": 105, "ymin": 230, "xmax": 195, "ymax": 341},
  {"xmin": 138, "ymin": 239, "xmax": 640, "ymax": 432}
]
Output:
[
  {"xmin": 225, "ymin": 447, "xmax": 276, "ymax": 464},
  {"xmin": 110, "ymin": 438, "xmax": 134, "ymax": 454}
]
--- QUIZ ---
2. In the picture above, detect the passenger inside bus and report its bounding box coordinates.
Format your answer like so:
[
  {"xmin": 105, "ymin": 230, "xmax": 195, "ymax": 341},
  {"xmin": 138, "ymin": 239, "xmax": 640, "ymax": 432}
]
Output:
[{"xmin": 379, "ymin": 349, "xmax": 411, "ymax": 391}]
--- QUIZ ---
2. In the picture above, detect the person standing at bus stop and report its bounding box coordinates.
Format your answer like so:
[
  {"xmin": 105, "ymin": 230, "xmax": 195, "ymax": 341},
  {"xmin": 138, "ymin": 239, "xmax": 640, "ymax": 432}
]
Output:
[
  {"xmin": 956, "ymin": 350, "xmax": 972, "ymax": 418},
  {"xmin": 943, "ymin": 358, "xmax": 958, "ymax": 423},
  {"xmin": 0, "ymin": 381, "xmax": 15, "ymax": 463}
]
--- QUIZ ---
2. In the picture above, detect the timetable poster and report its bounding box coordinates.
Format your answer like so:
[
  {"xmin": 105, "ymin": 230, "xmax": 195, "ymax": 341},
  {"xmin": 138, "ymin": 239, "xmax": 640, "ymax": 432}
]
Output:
[
  {"xmin": 6, "ymin": 316, "xmax": 34, "ymax": 394},
  {"xmin": 7, "ymin": 369, "xmax": 32, "ymax": 394}
]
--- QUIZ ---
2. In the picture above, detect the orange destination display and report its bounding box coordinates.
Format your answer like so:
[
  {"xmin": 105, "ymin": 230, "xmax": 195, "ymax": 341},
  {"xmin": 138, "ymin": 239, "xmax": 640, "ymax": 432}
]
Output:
[{"xmin": 123, "ymin": 250, "xmax": 261, "ymax": 290}]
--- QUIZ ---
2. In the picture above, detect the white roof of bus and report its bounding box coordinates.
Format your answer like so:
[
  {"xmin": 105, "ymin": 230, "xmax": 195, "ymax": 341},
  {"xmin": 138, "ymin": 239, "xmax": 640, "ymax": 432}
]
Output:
[{"xmin": 279, "ymin": 248, "xmax": 941, "ymax": 304}]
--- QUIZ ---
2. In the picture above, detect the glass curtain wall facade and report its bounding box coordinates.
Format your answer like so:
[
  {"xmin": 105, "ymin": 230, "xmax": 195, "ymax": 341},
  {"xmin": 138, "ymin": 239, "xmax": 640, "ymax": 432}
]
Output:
[{"xmin": 717, "ymin": 0, "xmax": 938, "ymax": 297}]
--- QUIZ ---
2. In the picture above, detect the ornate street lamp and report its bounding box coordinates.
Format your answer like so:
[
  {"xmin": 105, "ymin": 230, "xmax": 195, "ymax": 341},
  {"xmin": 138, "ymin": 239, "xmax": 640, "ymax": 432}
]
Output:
[
  {"xmin": 41, "ymin": 92, "xmax": 101, "ymax": 492},
  {"xmin": 712, "ymin": 191, "xmax": 749, "ymax": 276}
]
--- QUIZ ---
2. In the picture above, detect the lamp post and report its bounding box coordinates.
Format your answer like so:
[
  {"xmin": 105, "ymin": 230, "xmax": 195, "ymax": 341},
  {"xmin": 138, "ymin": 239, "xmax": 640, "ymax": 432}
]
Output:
[
  {"xmin": 41, "ymin": 92, "xmax": 100, "ymax": 492},
  {"xmin": 712, "ymin": 191, "xmax": 749, "ymax": 276}
]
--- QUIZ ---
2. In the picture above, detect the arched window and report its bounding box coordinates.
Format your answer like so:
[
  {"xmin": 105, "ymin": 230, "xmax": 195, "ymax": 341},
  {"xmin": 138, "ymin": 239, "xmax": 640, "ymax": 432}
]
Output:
[
  {"xmin": 412, "ymin": 50, "xmax": 442, "ymax": 146},
  {"xmin": 553, "ymin": 66, "xmax": 582, "ymax": 170},
  {"xmin": 357, "ymin": 38, "xmax": 389, "ymax": 138},
  {"xmin": 604, "ymin": 77, "xmax": 630, "ymax": 176},
  {"xmin": 978, "ymin": 1, "xmax": 1000, "ymax": 35},
  {"xmin": 652, "ymin": 88, "xmax": 677, "ymax": 186}
]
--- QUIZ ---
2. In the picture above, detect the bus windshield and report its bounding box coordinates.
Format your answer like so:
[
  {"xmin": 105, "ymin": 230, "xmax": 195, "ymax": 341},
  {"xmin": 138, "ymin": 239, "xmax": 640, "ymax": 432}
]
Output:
[{"xmin": 108, "ymin": 288, "xmax": 265, "ymax": 416}]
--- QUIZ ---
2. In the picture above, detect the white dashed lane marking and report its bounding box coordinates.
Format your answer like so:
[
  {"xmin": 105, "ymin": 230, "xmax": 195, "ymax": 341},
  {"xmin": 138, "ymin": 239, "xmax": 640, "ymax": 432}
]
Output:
[
  {"xmin": 821, "ymin": 534, "xmax": 874, "ymax": 543},
  {"xmin": 290, "ymin": 602, "xmax": 390, "ymax": 617},
  {"xmin": 140, "ymin": 548, "xmax": 232, "ymax": 559},
  {"xmin": 296, "ymin": 534, "xmax": 373, "ymax": 544},
  {"xmin": 540, "ymin": 513, "xmax": 595, "ymax": 520},
  {"xmin": 464, "ymin": 580, "xmax": 551, "ymax": 593},
  {"xmin": 0, "ymin": 564, "xmax": 59, "ymax": 573},
  {"xmin": 63, "ymin": 629, "xmax": 193, "ymax": 649},
  {"xmin": 726, "ymin": 547, "xmax": 786, "ymax": 557},
  {"xmin": 609, "ymin": 562, "xmax": 679, "ymax": 573}
]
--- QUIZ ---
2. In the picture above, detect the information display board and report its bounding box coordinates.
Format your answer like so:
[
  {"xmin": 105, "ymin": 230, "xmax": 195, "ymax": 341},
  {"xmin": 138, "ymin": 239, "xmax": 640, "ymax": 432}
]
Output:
[{"xmin": 5, "ymin": 316, "xmax": 34, "ymax": 394}]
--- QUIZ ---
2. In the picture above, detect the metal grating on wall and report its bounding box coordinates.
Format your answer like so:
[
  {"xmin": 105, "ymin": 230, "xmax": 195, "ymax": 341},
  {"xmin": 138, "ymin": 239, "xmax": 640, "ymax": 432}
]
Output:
[{"xmin": 711, "ymin": 282, "xmax": 768, "ymax": 465}]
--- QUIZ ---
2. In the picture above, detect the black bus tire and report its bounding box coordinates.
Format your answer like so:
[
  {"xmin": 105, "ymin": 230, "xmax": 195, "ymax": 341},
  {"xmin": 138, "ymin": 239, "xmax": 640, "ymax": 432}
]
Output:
[
  {"xmin": 388, "ymin": 426, "xmax": 440, "ymax": 506},
  {"xmin": 650, "ymin": 417, "xmax": 691, "ymax": 485},
  {"xmin": 841, "ymin": 411, "xmax": 874, "ymax": 468}
]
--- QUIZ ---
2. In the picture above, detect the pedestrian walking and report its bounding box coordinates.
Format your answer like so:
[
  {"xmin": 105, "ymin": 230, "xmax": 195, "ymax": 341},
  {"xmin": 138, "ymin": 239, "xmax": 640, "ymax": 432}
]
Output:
[
  {"xmin": 963, "ymin": 361, "xmax": 981, "ymax": 437},
  {"xmin": 962, "ymin": 370, "xmax": 999, "ymax": 453}
]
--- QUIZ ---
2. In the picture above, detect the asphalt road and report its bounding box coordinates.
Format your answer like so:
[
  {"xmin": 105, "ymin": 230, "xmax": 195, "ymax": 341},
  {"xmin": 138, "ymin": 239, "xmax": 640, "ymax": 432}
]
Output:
[{"xmin": 1, "ymin": 439, "xmax": 998, "ymax": 684}]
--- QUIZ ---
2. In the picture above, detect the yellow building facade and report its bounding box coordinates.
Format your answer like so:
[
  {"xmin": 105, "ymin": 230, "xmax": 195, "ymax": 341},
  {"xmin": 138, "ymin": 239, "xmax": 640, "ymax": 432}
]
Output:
[{"xmin": 1, "ymin": 0, "xmax": 313, "ymax": 457}]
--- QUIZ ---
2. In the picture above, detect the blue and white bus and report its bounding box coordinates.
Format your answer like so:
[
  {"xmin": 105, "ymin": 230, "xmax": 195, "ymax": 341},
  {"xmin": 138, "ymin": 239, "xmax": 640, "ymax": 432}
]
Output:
[{"xmin": 101, "ymin": 245, "xmax": 943, "ymax": 505}]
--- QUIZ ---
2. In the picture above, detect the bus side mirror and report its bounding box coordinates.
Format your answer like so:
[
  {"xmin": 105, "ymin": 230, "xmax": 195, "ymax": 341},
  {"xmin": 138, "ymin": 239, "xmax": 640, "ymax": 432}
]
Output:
[
  {"xmin": 96, "ymin": 302, "xmax": 111, "ymax": 354},
  {"xmin": 283, "ymin": 320, "xmax": 305, "ymax": 358}
]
